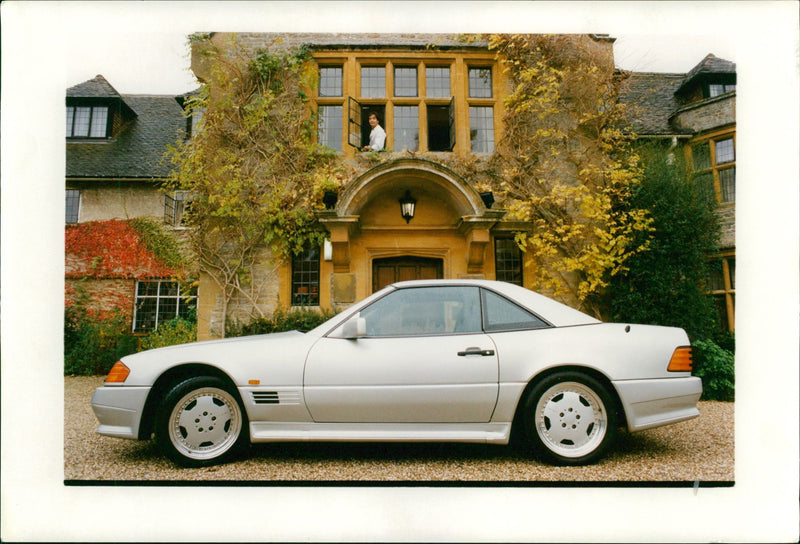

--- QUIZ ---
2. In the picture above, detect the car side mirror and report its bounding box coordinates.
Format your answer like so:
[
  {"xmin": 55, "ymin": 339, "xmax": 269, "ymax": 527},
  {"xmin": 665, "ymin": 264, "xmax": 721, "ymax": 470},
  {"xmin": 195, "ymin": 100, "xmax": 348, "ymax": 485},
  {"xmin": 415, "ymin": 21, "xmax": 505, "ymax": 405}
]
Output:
[{"xmin": 331, "ymin": 315, "xmax": 366, "ymax": 339}]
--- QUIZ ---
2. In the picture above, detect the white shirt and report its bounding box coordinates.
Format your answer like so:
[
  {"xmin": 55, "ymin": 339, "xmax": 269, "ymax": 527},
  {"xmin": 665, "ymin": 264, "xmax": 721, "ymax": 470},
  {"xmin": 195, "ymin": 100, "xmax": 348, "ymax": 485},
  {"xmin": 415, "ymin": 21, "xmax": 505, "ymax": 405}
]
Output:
[{"xmin": 368, "ymin": 125, "xmax": 386, "ymax": 151}]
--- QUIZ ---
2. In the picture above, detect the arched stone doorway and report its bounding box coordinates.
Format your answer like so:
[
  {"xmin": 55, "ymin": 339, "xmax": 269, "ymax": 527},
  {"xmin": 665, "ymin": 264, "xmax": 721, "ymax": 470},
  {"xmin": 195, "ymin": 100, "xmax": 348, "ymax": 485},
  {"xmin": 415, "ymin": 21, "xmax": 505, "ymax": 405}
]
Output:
[{"xmin": 317, "ymin": 158, "xmax": 506, "ymax": 307}]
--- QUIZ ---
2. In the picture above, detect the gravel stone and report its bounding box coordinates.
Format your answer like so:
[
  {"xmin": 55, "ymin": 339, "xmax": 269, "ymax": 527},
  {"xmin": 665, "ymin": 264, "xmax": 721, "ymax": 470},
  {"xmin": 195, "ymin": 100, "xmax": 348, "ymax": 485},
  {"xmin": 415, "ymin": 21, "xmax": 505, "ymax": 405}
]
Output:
[{"xmin": 65, "ymin": 376, "xmax": 734, "ymax": 482}]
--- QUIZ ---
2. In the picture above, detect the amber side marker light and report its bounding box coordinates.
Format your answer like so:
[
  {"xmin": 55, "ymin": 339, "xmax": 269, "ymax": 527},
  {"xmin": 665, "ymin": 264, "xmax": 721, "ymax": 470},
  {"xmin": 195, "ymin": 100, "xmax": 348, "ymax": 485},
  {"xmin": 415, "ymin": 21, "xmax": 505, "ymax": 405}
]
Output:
[
  {"xmin": 105, "ymin": 361, "xmax": 131, "ymax": 383},
  {"xmin": 667, "ymin": 347, "xmax": 693, "ymax": 372}
]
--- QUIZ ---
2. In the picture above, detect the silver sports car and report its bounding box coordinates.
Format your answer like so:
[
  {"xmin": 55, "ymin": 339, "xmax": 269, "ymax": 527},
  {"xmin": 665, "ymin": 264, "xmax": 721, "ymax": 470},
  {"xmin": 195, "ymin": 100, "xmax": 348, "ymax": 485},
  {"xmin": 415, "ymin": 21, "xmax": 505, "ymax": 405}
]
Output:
[{"xmin": 91, "ymin": 279, "xmax": 701, "ymax": 467}]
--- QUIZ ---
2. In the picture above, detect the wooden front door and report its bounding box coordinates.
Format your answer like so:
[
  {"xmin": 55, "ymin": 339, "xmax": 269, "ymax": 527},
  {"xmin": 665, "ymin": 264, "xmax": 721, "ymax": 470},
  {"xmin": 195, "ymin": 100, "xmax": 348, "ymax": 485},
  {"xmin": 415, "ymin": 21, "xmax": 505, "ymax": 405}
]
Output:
[{"xmin": 372, "ymin": 256, "xmax": 443, "ymax": 292}]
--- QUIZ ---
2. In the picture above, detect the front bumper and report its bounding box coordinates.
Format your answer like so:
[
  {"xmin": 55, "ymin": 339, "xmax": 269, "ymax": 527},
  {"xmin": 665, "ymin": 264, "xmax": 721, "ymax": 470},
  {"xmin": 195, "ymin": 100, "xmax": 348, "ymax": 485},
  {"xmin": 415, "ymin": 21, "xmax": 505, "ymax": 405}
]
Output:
[
  {"xmin": 91, "ymin": 386, "xmax": 151, "ymax": 440},
  {"xmin": 613, "ymin": 376, "xmax": 702, "ymax": 432}
]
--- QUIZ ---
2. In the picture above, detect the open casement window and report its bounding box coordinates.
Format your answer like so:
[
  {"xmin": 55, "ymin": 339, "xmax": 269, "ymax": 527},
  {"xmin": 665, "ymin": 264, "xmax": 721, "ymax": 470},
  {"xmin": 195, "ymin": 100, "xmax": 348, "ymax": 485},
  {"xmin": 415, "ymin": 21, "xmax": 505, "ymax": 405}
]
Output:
[
  {"xmin": 164, "ymin": 191, "xmax": 192, "ymax": 227},
  {"xmin": 348, "ymin": 98, "xmax": 386, "ymax": 150},
  {"xmin": 426, "ymin": 96, "xmax": 456, "ymax": 152},
  {"xmin": 347, "ymin": 97, "xmax": 363, "ymax": 149}
]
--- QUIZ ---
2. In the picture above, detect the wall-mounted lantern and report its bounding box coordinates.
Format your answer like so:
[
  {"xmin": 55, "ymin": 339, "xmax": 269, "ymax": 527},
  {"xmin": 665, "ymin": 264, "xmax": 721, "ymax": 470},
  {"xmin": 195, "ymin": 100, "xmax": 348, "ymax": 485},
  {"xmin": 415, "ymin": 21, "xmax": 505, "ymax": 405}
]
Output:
[
  {"xmin": 399, "ymin": 190, "xmax": 417, "ymax": 224},
  {"xmin": 322, "ymin": 190, "xmax": 338, "ymax": 210},
  {"xmin": 480, "ymin": 191, "xmax": 495, "ymax": 209}
]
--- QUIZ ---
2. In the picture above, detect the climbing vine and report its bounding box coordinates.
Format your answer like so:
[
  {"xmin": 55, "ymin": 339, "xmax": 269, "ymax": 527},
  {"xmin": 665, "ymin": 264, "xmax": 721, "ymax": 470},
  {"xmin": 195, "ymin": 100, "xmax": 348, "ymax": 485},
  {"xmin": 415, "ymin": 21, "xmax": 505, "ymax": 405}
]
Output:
[
  {"xmin": 166, "ymin": 36, "xmax": 351, "ymax": 332},
  {"xmin": 483, "ymin": 34, "xmax": 653, "ymax": 316},
  {"xmin": 65, "ymin": 218, "xmax": 189, "ymax": 279}
]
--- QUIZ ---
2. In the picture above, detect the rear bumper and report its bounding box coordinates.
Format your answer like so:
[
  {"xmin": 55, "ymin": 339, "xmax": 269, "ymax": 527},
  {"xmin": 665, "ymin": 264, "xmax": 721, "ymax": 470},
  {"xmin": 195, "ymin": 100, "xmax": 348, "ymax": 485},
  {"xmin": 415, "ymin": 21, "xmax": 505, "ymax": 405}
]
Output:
[
  {"xmin": 90, "ymin": 386, "xmax": 151, "ymax": 440},
  {"xmin": 613, "ymin": 376, "xmax": 702, "ymax": 432}
]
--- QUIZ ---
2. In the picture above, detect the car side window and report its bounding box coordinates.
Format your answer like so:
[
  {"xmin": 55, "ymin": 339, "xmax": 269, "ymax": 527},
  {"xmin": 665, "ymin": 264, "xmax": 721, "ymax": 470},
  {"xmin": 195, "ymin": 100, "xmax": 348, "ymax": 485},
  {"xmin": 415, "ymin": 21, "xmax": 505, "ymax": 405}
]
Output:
[
  {"xmin": 482, "ymin": 289, "xmax": 549, "ymax": 331},
  {"xmin": 360, "ymin": 286, "xmax": 482, "ymax": 337}
]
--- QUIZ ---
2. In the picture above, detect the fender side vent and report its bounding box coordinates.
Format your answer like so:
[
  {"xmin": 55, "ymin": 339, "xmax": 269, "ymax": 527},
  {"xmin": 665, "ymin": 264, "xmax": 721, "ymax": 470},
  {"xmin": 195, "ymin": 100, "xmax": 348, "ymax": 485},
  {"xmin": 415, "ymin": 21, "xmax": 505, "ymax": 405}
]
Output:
[
  {"xmin": 251, "ymin": 391, "xmax": 301, "ymax": 405},
  {"xmin": 252, "ymin": 391, "xmax": 280, "ymax": 404}
]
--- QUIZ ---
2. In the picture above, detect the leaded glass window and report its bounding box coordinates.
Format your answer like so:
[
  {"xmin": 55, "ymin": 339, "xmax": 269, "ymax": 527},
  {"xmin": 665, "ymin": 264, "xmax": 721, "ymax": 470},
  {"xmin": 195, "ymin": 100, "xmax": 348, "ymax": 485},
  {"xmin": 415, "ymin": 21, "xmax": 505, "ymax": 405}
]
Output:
[
  {"xmin": 426, "ymin": 67, "xmax": 451, "ymax": 98},
  {"xmin": 715, "ymin": 138, "xmax": 735, "ymax": 164},
  {"xmin": 494, "ymin": 238, "xmax": 523, "ymax": 286},
  {"xmin": 66, "ymin": 189, "xmax": 81, "ymax": 224},
  {"xmin": 468, "ymin": 67, "xmax": 492, "ymax": 98},
  {"xmin": 133, "ymin": 280, "xmax": 197, "ymax": 332},
  {"xmin": 393, "ymin": 106, "xmax": 419, "ymax": 151},
  {"xmin": 361, "ymin": 66, "xmax": 386, "ymax": 98},
  {"xmin": 394, "ymin": 66, "xmax": 418, "ymax": 97},
  {"xmin": 319, "ymin": 66, "xmax": 343, "ymax": 97},
  {"xmin": 469, "ymin": 106, "xmax": 494, "ymax": 153},
  {"xmin": 66, "ymin": 105, "xmax": 108, "ymax": 138},
  {"xmin": 291, "ymin": 244, "xmax": 320, "ymax": 306},
  {"xmin": 318, "ymin": 105, "xmax": 343, "ymax": 151}
]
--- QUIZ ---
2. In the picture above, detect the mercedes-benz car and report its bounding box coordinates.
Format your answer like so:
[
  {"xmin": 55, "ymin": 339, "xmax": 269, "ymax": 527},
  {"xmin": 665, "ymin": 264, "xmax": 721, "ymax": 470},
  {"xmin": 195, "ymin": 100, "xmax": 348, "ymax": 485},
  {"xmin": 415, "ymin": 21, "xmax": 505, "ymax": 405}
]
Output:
[{"xmin": 91, "ymin": 279, "xmax": 701, "ymax": 467}]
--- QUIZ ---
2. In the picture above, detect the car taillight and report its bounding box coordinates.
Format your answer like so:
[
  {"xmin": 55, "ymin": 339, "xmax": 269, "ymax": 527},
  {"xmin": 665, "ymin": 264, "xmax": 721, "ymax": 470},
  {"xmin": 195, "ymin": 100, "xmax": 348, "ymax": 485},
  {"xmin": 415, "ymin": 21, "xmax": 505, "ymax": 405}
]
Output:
[
  {"xmin": 105, "ymin": 361, "xmax": 131, "ymax": 383},
  {"xmin": 667, "ymin": 347, "xmax": 693, "ymax": 372}
]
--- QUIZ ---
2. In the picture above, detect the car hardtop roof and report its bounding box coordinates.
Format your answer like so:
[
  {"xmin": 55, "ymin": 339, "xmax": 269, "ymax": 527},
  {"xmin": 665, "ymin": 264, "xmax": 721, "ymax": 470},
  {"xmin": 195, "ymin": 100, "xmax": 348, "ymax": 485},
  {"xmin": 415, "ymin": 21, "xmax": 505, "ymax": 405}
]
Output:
[{"xmin": 390, "ymin": 279, "xmax": 600, "ymax": 326}]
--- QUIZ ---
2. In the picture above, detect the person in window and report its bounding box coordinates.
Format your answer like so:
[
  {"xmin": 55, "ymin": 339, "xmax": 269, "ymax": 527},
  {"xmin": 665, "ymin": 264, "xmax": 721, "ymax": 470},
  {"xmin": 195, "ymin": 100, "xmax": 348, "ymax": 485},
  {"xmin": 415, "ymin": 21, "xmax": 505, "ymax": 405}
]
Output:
[{"xmin": 362, "ymin": 111, "xmax": 386, "ymax": 151}]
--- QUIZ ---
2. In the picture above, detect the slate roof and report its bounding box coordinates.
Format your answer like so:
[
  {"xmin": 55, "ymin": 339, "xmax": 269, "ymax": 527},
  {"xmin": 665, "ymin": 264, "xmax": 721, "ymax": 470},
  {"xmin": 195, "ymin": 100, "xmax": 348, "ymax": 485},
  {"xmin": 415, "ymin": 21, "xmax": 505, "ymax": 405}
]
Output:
[
  {"xmin": 67, "ymin": 74, "xmax": 123, "ymax": 99},
  {"xmin": 66, "ymin": 83, "xmax": 187, "ymax": 179},
  {"xmin": 677, "ymin": 54, "xmax": 736, "ymax": 94},
  {"xmin": 619, "ymin": 72, "xmax": 694, "ymax": 137}
]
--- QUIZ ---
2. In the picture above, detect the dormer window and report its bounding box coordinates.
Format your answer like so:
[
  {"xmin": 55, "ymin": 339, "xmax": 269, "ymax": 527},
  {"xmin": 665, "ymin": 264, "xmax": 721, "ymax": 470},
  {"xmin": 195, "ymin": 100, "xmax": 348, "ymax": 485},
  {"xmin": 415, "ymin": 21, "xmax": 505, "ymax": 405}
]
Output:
[
  {"xmin": 707, "ymin": 83, "xmax": 736, "ymax": 98},
  {"xmin": 66, "ymin": 105, "xmax": 109, "ymax": 138}
]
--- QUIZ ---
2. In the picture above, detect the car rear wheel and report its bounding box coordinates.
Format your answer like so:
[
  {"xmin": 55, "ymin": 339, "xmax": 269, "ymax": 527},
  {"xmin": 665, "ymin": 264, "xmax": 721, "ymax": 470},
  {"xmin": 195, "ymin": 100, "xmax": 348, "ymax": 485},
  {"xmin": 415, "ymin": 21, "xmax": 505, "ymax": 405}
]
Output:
[
  {"xmin": 155, "ymin": 376, "xmax": 248, "ymax": 468},
  {"xmin": 521, "ymin": 371, "xmax": 617, "ymax": 465}
]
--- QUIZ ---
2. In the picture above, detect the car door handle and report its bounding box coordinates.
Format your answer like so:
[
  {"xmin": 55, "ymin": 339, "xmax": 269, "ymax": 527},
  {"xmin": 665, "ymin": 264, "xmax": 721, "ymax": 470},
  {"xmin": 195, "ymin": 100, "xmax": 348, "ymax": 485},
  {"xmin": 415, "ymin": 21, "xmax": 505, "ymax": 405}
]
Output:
[{"xmin": 457, "ymin": 347, "xmax": 495, "ymax": 357}]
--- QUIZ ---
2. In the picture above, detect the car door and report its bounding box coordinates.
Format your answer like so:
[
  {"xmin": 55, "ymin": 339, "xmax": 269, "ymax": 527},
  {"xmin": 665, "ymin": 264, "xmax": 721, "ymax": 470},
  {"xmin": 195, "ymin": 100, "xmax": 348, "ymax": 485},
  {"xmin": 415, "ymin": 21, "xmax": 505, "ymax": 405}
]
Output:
[{"xmin": 304, "ymin": 285, "xmax": 499, "ymax": 423}]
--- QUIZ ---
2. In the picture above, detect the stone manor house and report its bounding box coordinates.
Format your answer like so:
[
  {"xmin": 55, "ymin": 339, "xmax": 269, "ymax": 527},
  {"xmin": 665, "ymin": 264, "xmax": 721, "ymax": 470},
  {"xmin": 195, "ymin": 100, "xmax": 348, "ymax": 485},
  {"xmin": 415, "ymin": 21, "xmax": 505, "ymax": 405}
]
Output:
[{"xmin": 65, "ymin": 33, "xmax": 736, "ymax": 341}]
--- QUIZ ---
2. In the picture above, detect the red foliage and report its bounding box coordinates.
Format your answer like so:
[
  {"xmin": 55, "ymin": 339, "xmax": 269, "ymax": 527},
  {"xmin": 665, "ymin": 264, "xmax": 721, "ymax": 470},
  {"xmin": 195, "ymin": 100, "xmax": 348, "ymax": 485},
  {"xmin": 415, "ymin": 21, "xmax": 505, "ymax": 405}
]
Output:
[{"xmin": 65, "ymin": 220, "xmax": 177, "ymax": 279}]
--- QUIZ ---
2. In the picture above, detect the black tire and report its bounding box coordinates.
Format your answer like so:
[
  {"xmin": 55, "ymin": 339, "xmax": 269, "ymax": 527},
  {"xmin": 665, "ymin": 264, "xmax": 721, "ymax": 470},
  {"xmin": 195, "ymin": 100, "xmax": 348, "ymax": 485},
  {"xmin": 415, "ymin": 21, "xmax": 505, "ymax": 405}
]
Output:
[
  {"xmin": 520, "ymin": 371, "xmax": 617, "ymax": 466},
  {"xmin": 154, "ymin": 376, "xmax": 249, "ymax": 468}
]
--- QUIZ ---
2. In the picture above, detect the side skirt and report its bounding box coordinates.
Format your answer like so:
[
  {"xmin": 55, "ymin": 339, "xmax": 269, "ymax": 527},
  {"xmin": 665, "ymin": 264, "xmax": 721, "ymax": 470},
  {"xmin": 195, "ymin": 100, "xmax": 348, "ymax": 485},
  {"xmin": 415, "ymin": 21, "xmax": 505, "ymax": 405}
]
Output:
[{"xmin": 249, "ymin": 422, "xmax": 512, "ymax": 444}]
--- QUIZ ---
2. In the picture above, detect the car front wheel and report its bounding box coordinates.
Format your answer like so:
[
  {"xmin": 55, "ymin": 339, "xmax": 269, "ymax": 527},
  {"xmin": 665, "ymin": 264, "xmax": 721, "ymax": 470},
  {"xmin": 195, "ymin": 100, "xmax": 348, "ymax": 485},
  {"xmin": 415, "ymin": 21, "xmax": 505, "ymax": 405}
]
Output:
[
  {"xmin": 155, "ymin": 376, "xmax": 248, "ymax": 468},
  {"xmin": 521, "ymin": 371, "xmax": 617, "ymax": 466}
]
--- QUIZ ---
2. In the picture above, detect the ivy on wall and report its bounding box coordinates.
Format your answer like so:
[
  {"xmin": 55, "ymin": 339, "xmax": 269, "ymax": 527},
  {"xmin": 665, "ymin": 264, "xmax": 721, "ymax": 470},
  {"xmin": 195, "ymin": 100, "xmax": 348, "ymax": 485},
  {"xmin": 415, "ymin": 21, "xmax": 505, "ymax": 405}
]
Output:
[
  {"xmin": 65, "ymin": 218, "xmax": 190, "ymax": 280},
  {"xmin": 166, "ymin": 36, "xmax": 352, "ymax": 332}
]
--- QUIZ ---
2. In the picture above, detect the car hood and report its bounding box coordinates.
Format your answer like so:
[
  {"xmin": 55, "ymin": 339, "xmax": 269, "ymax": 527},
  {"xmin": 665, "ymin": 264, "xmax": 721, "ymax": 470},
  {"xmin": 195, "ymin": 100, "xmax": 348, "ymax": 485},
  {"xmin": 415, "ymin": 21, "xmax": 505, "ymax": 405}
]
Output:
[{"xmin": 117, "ymin": 330, "xmax": 312, "ymax": 386}]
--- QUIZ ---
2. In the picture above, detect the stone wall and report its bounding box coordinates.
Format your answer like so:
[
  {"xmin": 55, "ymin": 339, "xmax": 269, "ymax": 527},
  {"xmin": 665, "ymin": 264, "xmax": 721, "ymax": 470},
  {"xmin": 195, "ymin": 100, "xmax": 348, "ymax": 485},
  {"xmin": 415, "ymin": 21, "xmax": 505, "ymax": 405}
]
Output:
[
  {"xmin": 717, "ymin": 204, "xmax": 735, "ymax": 250},
  {"xmin": 672, "ymin": 94, "xmax": 735, "ymax": 134},
  {"xmin": 197, "ymin": 245, "xmax": 282, "ymax": 339},
  {"xmin": 67, "ymin": 181, "xmax": 164, "ymax": 223}
]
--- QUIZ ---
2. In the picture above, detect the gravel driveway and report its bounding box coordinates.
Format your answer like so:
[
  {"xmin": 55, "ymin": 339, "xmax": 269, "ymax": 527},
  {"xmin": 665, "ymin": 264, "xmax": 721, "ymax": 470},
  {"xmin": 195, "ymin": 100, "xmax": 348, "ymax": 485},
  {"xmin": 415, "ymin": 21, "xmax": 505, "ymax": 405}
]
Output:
[{"xmin": 65, "ymin": 376, "xmax": 734, "ymax": 482}]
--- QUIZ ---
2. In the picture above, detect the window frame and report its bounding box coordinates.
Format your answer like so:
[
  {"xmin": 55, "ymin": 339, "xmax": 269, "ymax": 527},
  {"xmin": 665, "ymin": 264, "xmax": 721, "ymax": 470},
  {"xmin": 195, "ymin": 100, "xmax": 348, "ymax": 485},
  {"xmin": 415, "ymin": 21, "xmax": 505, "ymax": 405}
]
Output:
[
  {"xmin": 708, "ymin": 253, "xmax": 735, "ymax": 332},
  {"xmin": 133, "ymin": 279, "xmax": 197, "ymax": 333},
  {"xmin": 319, "ymin": 65, "xmax": 344, "ymax": 98},
  {"xmin": 467, "ymin": 66, "xmax": 493, "ymax": 99},
  {"xmin": 494, "ymin": 237, "xmax": 523, "ymax": 286},
  {"xmin": 480, "ymin": 288, "xmax": 551, "ymax": 333},
  {"xmin": 291, "ymin": 243, "xmax": 321, "ymax": 307},
  {"xmin": 164, "ymin": 190, "xmax": 192, "ymax": 227},
  {"xmin": 66, "ymin": 104, "xmax": 110, "ymax": 139},
  {"xmin": 350, "ymin": 285, "xmax": 552, "ymax": 339},
  {"xmin": 359, "ymin": 285, "xmax": 483, "ymax": 338},
  {"xmin": 66, "ymin": 189, "xmax": 81, "ymax": 224},
  {"xmin": 317, "ymin": 104, "xmax": 344, "ymax": 152},
  {"xmin": 689, "ymin": 131, "xmax": 736, "ymax": 204}
]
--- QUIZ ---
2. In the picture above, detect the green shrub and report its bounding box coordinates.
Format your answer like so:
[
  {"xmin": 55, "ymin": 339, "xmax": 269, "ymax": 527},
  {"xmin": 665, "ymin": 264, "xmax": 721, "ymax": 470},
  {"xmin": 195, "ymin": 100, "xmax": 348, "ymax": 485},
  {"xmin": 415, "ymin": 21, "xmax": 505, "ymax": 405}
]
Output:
[
  {"xmin": 140, "ymin": 317, "xmax": 197, "ymax": 351},
  {"xmin": 64, "ymin": 306, "xmax": 139, "ymax": 376},
  {"xmin": 607, "ymin": 142, "xmax": 721, "ymax": 341},
  {"xmin": 693, "ymin": 339, "xmax": 735, "ymax": 401},
  {"xmin": 227, "ymin": 307, "xmax": 339, "ymax": 337}
]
